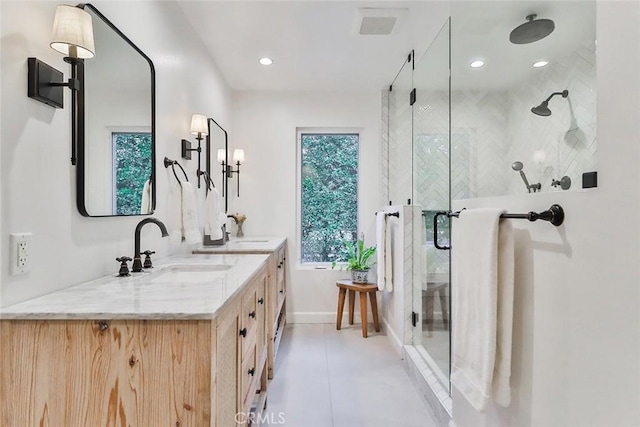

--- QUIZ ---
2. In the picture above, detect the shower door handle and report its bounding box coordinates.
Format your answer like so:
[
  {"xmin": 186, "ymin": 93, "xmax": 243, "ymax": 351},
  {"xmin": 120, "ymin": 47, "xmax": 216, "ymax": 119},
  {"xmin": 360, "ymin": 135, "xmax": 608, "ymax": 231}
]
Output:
[{"xmin": 433, "ymin": 211, "xmax": 451, "ymax": 251}]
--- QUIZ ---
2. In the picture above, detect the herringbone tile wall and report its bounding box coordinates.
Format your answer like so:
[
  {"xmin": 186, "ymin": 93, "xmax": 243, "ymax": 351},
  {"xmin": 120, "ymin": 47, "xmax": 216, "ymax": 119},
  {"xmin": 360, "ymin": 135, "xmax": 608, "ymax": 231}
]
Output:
[
  {"xmin": 506, "ymin": 40, "xmax": 597, "ymax": 195},
  {"xmin": 382, "ymin": 40, "xmax": 597, "ymax": 203}
]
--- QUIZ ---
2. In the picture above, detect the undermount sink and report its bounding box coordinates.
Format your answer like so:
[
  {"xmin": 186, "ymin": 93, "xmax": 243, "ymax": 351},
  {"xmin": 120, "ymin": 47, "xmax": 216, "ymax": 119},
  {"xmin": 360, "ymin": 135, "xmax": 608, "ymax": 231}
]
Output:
[
  {"xmin": 149, "ymin": 264, "xmax": 233, "ymax": 283},
  {"xmin": 231, "ymin": 240, "xmax": 269, "ymax": 244}
]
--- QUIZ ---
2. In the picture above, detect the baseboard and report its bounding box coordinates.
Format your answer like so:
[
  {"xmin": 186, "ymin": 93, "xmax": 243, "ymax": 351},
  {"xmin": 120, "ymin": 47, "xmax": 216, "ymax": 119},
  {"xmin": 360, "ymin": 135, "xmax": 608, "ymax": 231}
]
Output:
[
  {"xmin": 290, "ymin": 311, "xmax": 387, "ymax": 326},
  {"xmin": 383, "ymin": 317, "xmax": 404, "ymax": 357},
  {"xmin": 289, "ymin": 312, "xmax": 335, "ymax": 323}
]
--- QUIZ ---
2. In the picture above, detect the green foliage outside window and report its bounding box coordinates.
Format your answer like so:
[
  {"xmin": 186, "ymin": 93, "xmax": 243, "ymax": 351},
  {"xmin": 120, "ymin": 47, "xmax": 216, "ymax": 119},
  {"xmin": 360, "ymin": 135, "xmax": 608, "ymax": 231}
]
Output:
[
  {"xmin": 301, "ymin": 133, "xmax": 358, "ymax": 263},
  {"xmin": 114, "ymin": 132, "xmax": 152, "ymax": 215}
]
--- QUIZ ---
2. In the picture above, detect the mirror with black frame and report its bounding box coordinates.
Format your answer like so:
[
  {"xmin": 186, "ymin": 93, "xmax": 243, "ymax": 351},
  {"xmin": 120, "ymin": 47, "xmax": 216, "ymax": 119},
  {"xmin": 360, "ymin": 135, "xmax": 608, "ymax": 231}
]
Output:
[
  {"xmin": 206, "ymin": 118, "xmax": 228, "ymax": 212},
  {"xmin": 77, "ymin": 4, "xmax": 155, "ymax": 217}
]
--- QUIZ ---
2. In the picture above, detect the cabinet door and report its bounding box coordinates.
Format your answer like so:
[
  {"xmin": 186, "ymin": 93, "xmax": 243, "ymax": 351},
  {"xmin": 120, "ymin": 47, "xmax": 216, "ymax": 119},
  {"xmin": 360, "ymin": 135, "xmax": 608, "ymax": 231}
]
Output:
[
  {"xmin": 1, "ymin": 320, "xmax": 213, "ymax": 427},
  {"xmin": 216, "ymin": 311, "xmax": 240, "ymax": 427},
  {"xmin": 256, "ymin": 275, "xmax": 267, "ymax": 360},
  {"xmin": 241, "ymin": 284, "xmax": 258, "ymax": 358},
  {"xmin": 276, "ymin": 246, "xmax": 286, "ymax": 308}
]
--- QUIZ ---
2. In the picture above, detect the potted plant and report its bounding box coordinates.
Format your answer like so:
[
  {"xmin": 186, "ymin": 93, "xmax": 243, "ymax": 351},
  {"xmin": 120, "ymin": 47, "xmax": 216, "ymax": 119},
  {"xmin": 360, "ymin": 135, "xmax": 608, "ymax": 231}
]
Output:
[{"xmin": 332, "ymin": 236, "xmax": 376, "ymax": 284}]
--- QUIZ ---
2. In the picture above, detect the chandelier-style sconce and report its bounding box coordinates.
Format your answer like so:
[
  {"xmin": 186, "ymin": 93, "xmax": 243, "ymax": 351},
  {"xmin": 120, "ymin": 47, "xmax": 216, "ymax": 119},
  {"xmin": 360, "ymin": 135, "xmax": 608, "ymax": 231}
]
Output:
[{"xmin": 217, "ymin": 148, "xmax": 244, "ymax": 197}]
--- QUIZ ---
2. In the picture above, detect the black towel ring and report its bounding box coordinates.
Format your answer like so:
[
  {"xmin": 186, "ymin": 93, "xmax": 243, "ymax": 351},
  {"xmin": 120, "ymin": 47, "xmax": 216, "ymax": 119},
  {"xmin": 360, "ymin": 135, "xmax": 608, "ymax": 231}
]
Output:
[{"xmin": 164, "ymin": 157, "xmax": 189, "ymax": 187}]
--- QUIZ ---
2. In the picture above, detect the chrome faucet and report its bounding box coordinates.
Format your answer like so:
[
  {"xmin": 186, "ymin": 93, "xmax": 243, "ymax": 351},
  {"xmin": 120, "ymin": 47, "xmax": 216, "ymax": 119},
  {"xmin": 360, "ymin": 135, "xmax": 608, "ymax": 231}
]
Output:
[{"xmin": 132, "ymin": 218, "xmax": 169, "ymax": 272}]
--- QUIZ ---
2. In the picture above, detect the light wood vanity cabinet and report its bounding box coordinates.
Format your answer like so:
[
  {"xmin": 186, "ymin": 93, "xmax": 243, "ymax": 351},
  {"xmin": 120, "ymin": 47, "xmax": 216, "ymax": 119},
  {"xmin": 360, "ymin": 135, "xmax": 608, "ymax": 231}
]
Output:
[
  {"xmin": 194, "ymin": 239, "xmax": 287, "ymax": 381},
  {"xmin": 0, "ymin": 264, "xmax": 269, "ymax": 427}
]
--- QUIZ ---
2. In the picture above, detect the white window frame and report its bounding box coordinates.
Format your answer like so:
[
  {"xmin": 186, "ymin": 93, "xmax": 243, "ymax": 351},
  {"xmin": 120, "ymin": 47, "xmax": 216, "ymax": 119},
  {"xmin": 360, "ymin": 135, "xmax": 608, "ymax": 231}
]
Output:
[{"xmin": 296, "ymin": 127, "xmax": 362, "ymax": 269}]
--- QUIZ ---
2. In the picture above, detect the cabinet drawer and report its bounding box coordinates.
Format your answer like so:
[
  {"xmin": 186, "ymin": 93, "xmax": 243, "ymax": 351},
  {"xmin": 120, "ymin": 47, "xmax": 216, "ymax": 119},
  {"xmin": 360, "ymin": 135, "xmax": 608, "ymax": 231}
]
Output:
[{"xmin": 241, "ymin": 343, "xmax": 257, "ymax": 411}]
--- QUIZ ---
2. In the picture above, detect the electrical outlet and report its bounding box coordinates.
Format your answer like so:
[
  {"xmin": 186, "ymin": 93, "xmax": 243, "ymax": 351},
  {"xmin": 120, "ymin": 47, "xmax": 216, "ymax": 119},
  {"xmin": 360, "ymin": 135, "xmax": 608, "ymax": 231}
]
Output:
[{"xmin": 10, "ymin": 233, "xmax": 32, "ymax": 275}]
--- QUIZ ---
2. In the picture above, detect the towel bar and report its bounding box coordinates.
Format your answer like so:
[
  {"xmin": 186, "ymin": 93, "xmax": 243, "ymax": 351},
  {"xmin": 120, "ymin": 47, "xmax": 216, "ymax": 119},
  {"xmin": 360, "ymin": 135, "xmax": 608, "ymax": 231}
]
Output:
[
  {"xmin": 375, "ymin": 211, "xmax": 400, "ymax": 218},
  {"xmin": 433, "ymin": 204, "xmax": 565, "ymax": 250}
]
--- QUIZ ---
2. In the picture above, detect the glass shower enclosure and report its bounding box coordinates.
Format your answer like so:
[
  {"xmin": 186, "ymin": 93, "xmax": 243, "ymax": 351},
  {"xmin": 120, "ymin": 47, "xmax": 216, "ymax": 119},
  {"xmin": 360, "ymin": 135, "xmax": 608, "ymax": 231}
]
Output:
[{"xmin": 386, "ymin": 20, "xmax": 452, "ymax": 388}]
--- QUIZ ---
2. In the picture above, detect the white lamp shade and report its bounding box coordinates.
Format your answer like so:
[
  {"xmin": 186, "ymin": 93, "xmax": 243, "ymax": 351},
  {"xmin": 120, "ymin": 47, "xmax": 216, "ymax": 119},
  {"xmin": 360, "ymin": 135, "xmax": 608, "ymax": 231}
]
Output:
[
  {"xmin": 217, "ymin": 149, "xmax": 226, "ymax": 163},
  {"xmin": 233, "ymin": 149, "xmax": 245, "ymax": 163},
  {"xmin": 190, "ymin": 114, "xmax": 209, "ymax": 136},
  {"xmin": 50, "ymin": 5, "xmax": 95, "ymax": 59}
]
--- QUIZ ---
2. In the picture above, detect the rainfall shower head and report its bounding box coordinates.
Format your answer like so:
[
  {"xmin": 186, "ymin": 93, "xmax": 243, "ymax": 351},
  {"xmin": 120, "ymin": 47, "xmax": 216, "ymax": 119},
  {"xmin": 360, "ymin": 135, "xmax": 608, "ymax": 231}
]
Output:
[
  {"xmin": 511, "ymin": 161, "xmax": 541, "ymax": 193},
  {"xmin": 510, "ymin": 14, "xmax": 555, "ymax": 44},
  {"xmin": 531, "ymin": 90, "xmax": 569, "ymax": 117}
]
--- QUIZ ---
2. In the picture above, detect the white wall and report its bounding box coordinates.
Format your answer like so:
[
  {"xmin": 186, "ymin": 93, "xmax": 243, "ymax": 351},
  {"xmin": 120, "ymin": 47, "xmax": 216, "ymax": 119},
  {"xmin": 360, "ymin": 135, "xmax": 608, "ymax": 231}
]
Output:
[
  {"xmin": 451, "ymin": 1, "xmax": 640, "ymax": 426},
  {"xmin": 230, "ymin": 91, "xmax": 381, "ymax": 322},
  {"xmin": 0, "ymin": 1, "xmax": 232, "ymax": 307}
]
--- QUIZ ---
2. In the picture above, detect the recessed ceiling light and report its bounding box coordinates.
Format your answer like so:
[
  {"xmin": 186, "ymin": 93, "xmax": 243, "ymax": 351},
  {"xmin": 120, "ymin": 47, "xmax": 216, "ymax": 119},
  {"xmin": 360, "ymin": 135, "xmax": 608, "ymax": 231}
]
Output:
[
  {"xmin": 259, "ymin": 57, "xmax": 273, "ymax": 66},
  {"xmin": 470, "ymin": 59, "xmax": 485, "ymax": 68},
  {"xmin": 533, "ymin": 60, "xmax": 549, "ymax": 68}
]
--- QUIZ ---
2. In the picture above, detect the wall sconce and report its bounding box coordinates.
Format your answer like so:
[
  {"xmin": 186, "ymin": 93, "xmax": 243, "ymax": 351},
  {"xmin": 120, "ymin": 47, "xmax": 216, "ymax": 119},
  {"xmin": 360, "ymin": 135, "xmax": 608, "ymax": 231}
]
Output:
[
  {"xmin": 182, "ymin": 113, "xmax": 208, "ymax": 188},
  {"xmin": 27, "ymin": 4, "xmax": 95, "ymax": 165},
  {"xmin": 218, "ymin": 148, "xmax": 244, "ymax": 197}
]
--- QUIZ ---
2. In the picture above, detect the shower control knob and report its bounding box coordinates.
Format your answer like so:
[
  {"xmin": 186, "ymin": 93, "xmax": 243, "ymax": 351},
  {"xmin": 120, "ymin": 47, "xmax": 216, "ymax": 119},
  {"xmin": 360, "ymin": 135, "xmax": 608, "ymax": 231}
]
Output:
[{"xmin": 552, "ymin": 176, "xmax": 571, "ymax": 190}]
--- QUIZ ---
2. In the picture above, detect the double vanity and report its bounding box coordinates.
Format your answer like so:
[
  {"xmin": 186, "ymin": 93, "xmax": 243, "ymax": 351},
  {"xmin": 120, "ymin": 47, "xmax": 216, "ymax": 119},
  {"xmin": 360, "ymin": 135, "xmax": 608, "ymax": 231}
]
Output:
[{"xmin": 0, "ymin": 237, "xmax": 287, "ymax": 427}]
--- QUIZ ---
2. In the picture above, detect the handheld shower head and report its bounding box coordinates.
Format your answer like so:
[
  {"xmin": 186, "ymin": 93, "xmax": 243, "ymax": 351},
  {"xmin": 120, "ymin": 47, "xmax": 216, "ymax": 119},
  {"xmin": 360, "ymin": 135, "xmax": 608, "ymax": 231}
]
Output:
[
  {"xmin": 531, "ymin": 90, "xmax": 569, "ymax": 117},
  {"xmin": 511, "ymin": 160, "xmax": 541, "ymax": 193}
]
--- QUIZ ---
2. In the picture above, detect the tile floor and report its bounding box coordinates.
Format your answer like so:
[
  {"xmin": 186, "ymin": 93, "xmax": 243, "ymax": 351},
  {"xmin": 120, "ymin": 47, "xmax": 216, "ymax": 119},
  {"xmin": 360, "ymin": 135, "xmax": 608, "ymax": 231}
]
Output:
[{"xmin": 266, "ymin": 323, "xmax": 441, "ymax": 427}]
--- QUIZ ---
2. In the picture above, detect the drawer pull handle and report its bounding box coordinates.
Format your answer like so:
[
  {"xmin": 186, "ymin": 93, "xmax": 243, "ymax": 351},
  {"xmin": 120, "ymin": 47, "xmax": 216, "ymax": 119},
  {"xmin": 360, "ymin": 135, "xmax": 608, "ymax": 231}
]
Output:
[
  {"xmin": 258, "ymin": 298, "xmax": 264, "ymax": 305},
  {"xmin": 98, "ymin": 321, "xmax": 109, "ymax": 331},
  {"xmin": 239, "ymin": 328, "xmax": 247, "ymax": 337},
  {"xmin": 248, "ymin": 367, "xmax": 255, "ymax": 376},
  {"xmin": 249, "ymin": 311, "xmax": 256, "ymax": 319},
  {"xmin": 279, "ymin": 290, "xmax": 284, "ymax": 294}
]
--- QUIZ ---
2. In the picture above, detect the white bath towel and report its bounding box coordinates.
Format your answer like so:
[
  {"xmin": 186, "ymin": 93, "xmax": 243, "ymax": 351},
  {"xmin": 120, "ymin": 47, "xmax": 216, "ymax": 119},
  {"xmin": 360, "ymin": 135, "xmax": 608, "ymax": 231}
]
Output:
[
  {"xmin": 204, "ymin": 186, "xmax": 224, "ymax": 240},
  {"xmin": 376, "ymin": 212, "xmax": 393, "ymax": 292},
  {"xmin": 450, "ymin": 208, "xmax": 514, "ymax": 411},
  {"xmin": 140, "ymin": 179, "xmax": 152, "ymax": 214}
]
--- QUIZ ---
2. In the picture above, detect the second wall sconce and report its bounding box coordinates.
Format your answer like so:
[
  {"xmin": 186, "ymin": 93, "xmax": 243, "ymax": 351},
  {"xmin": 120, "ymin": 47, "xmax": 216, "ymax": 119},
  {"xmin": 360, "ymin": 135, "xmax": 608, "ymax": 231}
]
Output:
[
  {"xmin": 27, "ymin": 4, "xmax": 96, "ymax": 165},
  {"xmin": 217, "ymin": 148, "xmax": 244, "ymax": 197},
  {"xmin": 182, "ymin": 113, "xmax": 208, "ymax": 188}
]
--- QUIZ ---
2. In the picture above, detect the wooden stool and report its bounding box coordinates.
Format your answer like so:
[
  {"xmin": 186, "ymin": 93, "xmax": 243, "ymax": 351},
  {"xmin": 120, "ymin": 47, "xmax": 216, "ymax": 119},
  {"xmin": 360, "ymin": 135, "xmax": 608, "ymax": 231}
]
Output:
[{"xmin": 336, "ymin": 280, "xmax": 380, "ymax": 338}]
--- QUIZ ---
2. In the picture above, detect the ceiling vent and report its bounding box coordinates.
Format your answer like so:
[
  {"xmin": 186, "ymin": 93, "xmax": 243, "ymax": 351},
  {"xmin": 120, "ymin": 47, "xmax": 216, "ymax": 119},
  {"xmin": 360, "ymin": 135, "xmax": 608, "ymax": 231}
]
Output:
[{"xmin": 355, "ymin": 8, "xmax": 408, "ymax": 35}]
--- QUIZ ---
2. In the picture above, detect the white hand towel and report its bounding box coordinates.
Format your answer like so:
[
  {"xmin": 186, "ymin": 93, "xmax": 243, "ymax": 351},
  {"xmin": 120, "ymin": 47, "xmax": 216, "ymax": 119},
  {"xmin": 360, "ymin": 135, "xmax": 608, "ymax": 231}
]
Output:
[
  {"xmin": 384, "ymin": 216, "xmax": 393, "ymax": 292},
  {"xmin": 180, "ymin": 180, "xmax": 201, "ymax": 245},
  {"xmin": 376, "ymin": 212, "xmax": 393, "ymax": 292},
  {"xmin": 450, "ymin": 208, "xmax": 514, "ymax": 411},
  {"xmin": 140, "ymin": 179, "xmax": 152, "ymax": 214},
  {"xmin": 167, "ymin": 176, "xmax": 183, "ymax": 245},
  {"xmin": 204, "ymin": 187, "xmax": 224, "ymax": 240}
]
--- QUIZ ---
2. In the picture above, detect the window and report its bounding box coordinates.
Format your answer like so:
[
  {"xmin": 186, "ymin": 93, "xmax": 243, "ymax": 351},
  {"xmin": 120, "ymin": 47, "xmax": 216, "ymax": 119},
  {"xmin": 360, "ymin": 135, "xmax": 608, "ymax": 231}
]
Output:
[
  {"xmin": 112, "ymin": 132, "xmax": 152, "ymax": 215},
  {"xmin": 299, "ymin": 132, "xmax": 359, "ymax": 264}
]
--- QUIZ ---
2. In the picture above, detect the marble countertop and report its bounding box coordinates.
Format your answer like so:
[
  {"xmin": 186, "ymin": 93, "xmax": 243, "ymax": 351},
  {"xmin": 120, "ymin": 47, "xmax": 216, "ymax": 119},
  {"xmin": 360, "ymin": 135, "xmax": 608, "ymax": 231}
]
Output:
[
  {"xmin": 0, "ymin": 254, "xmax": 269, "ymax": 320},
  {"xmin": 193, "ymin": 236, "xmax": 286, "ymax": 254}
]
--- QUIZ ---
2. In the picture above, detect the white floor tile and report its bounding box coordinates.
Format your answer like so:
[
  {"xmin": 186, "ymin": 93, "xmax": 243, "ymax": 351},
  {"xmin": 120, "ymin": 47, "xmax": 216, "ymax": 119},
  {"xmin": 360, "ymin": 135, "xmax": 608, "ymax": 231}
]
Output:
[{"xmin": 267, "ymin": 324, "xmax": 441, "ymax": 427}]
